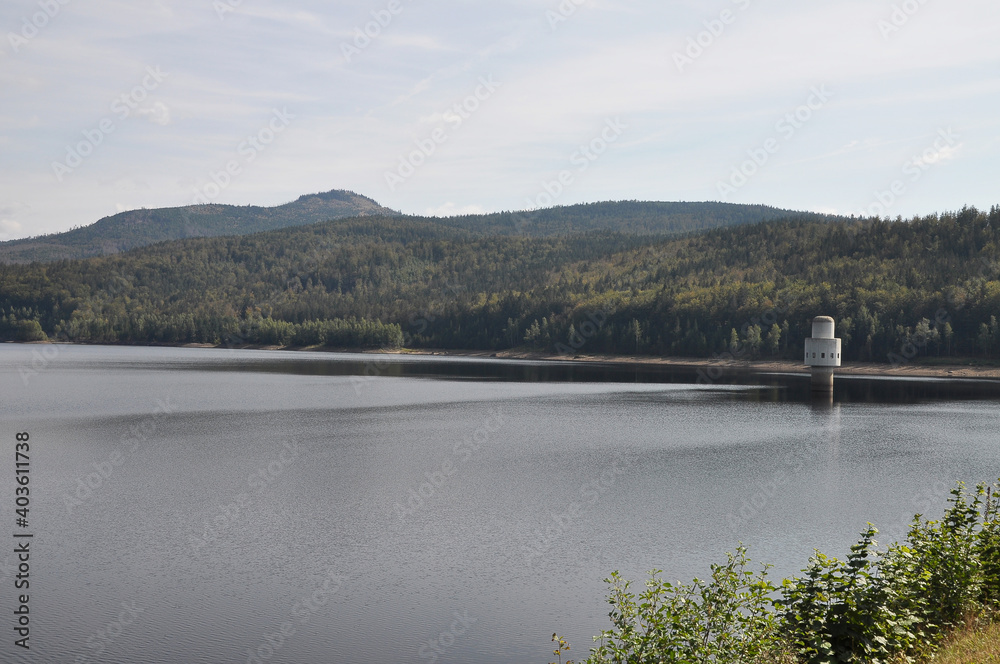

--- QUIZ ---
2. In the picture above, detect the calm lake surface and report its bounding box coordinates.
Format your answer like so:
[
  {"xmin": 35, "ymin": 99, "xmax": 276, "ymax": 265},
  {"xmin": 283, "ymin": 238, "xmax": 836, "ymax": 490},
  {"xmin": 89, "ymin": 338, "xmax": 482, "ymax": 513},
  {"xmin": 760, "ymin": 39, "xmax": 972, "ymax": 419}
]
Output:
[{"xmin": 1, "ymin": 343, "xmax": 998, "ymax": 663}]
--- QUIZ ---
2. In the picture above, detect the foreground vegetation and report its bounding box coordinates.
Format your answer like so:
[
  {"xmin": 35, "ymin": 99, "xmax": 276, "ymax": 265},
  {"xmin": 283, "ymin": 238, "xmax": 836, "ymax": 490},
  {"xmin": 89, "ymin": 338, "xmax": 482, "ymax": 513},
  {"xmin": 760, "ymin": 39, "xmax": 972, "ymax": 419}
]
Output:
[
  {"xmin": 2, "ymin": 205, "xmax": 1000, "ymax": 364},
  {"xmin": 554, "ymin": 481, "xmax": 1000, "ymax": 663}
]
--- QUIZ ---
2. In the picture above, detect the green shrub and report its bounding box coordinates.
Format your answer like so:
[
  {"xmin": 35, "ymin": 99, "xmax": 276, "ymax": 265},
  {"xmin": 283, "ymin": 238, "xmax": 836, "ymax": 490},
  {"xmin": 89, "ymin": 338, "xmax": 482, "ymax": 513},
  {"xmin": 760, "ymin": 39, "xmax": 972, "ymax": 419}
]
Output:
[
  {"xmin": 776, "ymin": 485, "xmax": 990, "ymax": 662},
  {"xmin": 975, "ymin": 486, "xmax": 1000, "ymax": 609},
  {"xmin": 14, "ymin": 319, "xmax": 47, "ymax": 342},
  {"xmin": 565, "ymin": 480, "xmax": 1000, "ymax": 664},
  {"xmin": 777, "ymin": 526, "xmax": 927, "ymax": 663},
  {"xmin": 901, "ymin": 485, "xmax": 984, "ymax": 633},
  {"xmin": 587, "ymin": 546, "xmax": 787, "ymax": 664}
]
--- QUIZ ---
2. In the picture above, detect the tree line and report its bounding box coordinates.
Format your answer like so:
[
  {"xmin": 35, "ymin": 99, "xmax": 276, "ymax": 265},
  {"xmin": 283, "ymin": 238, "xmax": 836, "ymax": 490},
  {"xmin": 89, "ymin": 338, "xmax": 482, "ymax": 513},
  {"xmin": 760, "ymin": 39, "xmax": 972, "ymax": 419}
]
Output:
[{"xmin": 1, "ymin": 205, "xmax": 999, "ymax": 363}]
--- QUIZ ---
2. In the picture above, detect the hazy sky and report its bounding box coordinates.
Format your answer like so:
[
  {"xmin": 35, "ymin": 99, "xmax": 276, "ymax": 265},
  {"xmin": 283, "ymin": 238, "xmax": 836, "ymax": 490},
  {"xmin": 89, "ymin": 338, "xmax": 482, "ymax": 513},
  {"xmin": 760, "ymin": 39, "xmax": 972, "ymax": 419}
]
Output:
[{"xmin": 1, "ymin": 0, "xmax": 997, "ymax": 240}]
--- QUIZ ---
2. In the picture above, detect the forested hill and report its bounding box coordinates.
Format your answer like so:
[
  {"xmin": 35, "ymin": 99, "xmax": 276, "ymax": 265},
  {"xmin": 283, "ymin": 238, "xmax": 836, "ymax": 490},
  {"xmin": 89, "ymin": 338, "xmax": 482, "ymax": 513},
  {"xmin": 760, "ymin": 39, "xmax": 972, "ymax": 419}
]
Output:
[
  {"xmin": 0, "ymin": 197, "xmax": 824, "ymax": 265},
  {"xmin": 0, "ymin": 189, "xmax": 396, "ymax": 264},
  {"xmin": 2, "ymin": 204, "xmax": 999, "ymax": 365},
  {"xmin": 425, "ymin": 201, "xmax": 826, "ymax": 237}
]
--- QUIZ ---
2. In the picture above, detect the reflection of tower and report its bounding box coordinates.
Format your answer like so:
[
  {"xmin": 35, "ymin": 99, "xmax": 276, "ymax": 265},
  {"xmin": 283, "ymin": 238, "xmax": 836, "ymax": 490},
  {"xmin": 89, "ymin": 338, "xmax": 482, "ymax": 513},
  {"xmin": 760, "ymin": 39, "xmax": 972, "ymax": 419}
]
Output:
[{"xmin": 804, "ymin": 316, "xmax": 841, "ymax": 393}]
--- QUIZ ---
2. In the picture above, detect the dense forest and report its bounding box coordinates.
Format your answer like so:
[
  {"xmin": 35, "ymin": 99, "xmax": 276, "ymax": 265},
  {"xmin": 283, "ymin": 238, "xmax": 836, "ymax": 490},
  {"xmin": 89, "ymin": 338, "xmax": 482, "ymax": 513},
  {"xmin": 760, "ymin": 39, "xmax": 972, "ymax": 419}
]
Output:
[{"xmin": 1, "ymin": 203, "xmax": 999, "ymax": 365}]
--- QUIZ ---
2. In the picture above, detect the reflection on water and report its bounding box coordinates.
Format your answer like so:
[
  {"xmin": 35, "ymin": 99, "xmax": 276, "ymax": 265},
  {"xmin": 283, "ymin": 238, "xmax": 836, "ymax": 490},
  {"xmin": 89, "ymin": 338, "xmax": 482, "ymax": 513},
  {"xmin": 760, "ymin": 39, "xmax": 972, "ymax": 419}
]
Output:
[
  {"xmin": 0, "ymin": 344, "xmax": 998, "ymax": 664},
  {"xmin": 47, "ymin": 344, "xmax": 1000, "ymax": 404}
]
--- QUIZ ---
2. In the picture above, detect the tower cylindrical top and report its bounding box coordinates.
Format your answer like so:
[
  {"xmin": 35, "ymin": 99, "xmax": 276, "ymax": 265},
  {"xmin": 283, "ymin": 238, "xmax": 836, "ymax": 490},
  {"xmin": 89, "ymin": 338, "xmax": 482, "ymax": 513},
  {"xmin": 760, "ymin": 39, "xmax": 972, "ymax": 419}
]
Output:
[{"xmin": 812, "ymin": 316, "xmax": 835, "ymax": 339}]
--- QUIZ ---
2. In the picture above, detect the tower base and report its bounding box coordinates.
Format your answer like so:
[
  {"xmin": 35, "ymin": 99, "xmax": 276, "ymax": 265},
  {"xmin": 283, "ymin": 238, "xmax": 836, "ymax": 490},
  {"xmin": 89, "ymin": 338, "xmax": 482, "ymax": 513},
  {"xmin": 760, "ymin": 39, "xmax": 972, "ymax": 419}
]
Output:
[{"xmin": 810, "ymin": 368, "xmax": 834, "ymax": 393}]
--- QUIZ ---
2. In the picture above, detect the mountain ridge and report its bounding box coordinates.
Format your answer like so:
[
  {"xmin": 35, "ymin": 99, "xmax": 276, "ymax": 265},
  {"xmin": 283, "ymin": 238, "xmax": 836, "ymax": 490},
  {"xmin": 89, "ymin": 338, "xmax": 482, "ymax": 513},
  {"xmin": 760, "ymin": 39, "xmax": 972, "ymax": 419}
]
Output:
[
  {"xmin": 0, "ymin": 189, "xmax": 397, "ymax": 264},
  {"xmin": 0, "ymin": 192, "xmax": 837, "ymax": 264}
]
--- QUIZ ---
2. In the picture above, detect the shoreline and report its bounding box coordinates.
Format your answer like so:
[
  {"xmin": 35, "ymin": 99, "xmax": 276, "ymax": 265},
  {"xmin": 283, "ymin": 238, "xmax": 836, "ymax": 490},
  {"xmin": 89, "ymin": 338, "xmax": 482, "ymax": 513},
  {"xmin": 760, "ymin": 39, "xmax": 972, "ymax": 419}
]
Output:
[
  {"xmin": 397, "ymin": 348, "xmax": 1000, "ymax": 380},
  {"xmin": 13, "ymin": 339, "xmax": 1000, "ymax": 380}
]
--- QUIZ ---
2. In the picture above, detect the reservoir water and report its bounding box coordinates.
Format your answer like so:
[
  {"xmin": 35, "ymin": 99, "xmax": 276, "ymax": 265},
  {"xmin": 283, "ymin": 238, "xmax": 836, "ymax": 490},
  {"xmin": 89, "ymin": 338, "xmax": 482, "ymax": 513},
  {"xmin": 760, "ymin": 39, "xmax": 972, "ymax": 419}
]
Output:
[{"xmin": 1, "ymin": 343, "xmax": 998, "ymax": 663}]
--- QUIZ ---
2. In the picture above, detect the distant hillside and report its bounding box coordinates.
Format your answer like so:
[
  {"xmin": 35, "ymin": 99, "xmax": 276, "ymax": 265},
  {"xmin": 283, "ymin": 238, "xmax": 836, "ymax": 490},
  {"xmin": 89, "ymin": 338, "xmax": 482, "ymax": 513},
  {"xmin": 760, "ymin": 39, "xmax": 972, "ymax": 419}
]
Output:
[
  {"xmin": 0, "ymin": 196, "xmax": 834, "ymax": 264},
  {"xmin": 429, "ymin": 200, "xmax": 831, "ymax": 237},
  {"xmin": 0, "ymin": 189, "xmax": 396, "ymax": 264},
  {"xmin": 3, "ymin": 204, "xmax": 1000, "ymax": 364}
]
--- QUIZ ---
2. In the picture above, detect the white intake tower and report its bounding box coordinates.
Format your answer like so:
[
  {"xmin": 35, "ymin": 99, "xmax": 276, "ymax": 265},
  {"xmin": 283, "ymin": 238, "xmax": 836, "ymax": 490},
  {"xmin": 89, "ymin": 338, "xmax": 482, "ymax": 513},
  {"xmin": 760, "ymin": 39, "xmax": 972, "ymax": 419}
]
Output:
[{"xmin": 804, "ymin": 316, "xmax": 841, "ymax": 392}]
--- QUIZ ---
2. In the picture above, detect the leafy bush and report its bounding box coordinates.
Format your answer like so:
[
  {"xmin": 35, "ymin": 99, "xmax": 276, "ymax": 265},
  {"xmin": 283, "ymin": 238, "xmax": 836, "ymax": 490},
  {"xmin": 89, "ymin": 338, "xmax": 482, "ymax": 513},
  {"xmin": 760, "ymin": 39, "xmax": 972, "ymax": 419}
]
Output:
[
  {"xmin": 14, "ymin": 319, "xmax": 47, "ymax": 341},
  {"xmin": 0, "ymin": 316, "xmax": 48, "ymax": 341},
  {"xmin": 586, "ymin": 546, "xmax": 789, "ymax": 664},
  {"xmin": 977, "ymin": 487, "xmax": 1000, "ymax": 608},
  {"xmin": 565, "ymin": 480, "xmax": 1000, "ymax": 664},
  {"xmin": 777, "ymin": 526, "xmax": 927, "ymax": 663}
]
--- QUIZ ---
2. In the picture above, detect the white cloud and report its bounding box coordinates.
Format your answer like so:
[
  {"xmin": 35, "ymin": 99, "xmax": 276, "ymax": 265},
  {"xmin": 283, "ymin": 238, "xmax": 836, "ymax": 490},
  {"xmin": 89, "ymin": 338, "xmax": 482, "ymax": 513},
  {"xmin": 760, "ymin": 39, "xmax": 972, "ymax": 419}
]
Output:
[{"xmin": 0, "ymin": 0, "xmax": 997, "ymax": 239}]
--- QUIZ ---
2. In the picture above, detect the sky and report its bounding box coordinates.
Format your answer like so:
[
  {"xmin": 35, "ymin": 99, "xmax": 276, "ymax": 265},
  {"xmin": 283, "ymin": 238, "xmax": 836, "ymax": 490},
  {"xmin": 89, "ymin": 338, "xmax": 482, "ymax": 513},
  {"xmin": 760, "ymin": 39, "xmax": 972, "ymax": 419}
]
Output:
[{"xmin": 0, "ymin": 0, "xmax": 998, "ymax": 241}]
